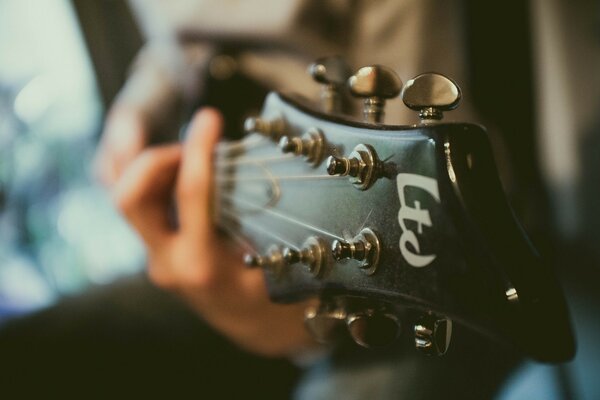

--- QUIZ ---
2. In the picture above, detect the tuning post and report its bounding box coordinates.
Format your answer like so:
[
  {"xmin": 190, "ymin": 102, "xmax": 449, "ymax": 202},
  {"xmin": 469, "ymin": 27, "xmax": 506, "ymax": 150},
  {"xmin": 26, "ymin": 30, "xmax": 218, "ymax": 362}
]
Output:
[
  {"xmin": 243, "ymin": 116, "xmax": 285, "ymax": 142},
  {"xmin": 326, "ymin": 144, "xmax": 382, "ymax": 190},
  {"xmin": 401, "ymin": 72, "xmax": 461, "ymax": 123},
  {"xmin": 243, "ymin": 245, "xmax": 284, "ymax": 274},
  {"xmin": 243, "ymin": 253, "xmax": 264, "ymax": 268},
  {"xmin": 348, "ymin": 65, "xmax": 402, "ymax": 123},
  {"xmin": 278, "ymin": 128, "xmax": 325, "ymax": 166},
  {"xmin": 346, "ymin": 309, "xmax": 401, "ymax": 348},
  {"xmin": 304, "ymin": 300, "xmax": 348, "ymax": 344},
  {"xmin": 414, "ymin": 313, "xmax": 453, "ymax": 356},
  {"xmin": 331, "ymin": 228, "xmax": 380, "ymax": 275},
  {"xmin": 282, "ymin": 237, "xmax": 327, "ymax": 277},
  {"xmin": 308, "ymin": 56, "xmax": 352, "ymax": 113}
]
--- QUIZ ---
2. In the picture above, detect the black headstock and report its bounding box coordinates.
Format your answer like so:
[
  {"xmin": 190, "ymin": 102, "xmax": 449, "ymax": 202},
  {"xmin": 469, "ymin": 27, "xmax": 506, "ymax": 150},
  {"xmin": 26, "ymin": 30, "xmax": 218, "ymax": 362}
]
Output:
[{"xmin": 214, "ymin": 63, "xmax": 574, "ymax": 362}]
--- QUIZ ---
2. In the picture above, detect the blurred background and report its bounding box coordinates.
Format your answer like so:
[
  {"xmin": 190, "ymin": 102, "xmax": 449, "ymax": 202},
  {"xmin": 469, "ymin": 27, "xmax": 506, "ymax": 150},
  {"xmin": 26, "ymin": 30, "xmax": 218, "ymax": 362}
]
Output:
[
  {"xmin": 0, "ymin": 0, "xmax": 145, "ymax": 323},
  {"xmin": 0, "ymin": 0, "xmax": 599, "ymax": 398}
]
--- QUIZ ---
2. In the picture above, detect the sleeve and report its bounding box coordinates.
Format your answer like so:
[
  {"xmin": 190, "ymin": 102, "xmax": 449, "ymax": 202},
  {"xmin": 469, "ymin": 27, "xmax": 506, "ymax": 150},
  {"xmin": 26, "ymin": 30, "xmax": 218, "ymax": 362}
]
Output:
[{"xmin": 112, "ymin": 37, "xmax": 217, "ymax": 139}]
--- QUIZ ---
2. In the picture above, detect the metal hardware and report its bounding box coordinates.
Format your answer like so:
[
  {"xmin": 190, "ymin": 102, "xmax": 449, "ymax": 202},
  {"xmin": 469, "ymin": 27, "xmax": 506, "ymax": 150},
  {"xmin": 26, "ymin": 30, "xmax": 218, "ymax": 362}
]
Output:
[
  {"xmin": 278, "ymin": 128, "xmax": 325, "ymax": 166},
  {"xmin": 326, "ymin": 144, "xmax": 382, "ymax": 190},
  {"xmin": 401, "ymin": 73, "xmax": 461, "ymax": 123},
  {"xmin": 243, "ymin": 245, "xmax": 284, "ymax": 274},
  {"xmin": 414, "ymin": 314, "xmax": 452, "ymax": 356},
  {"xmin": 243, "ymin": 116, "xmax": 285, "ymax": 141},
  {"xmin": 243, "ymin": 253, "xmax": 263, "ymax": 268},
  {"xmin": 282, "ymin": 236, "xmax": 328, "ymax": 277},
  {"xmin": 308, "ymin": 56, "xmax": 352, "ymax": 113},
  {"xmin": 348, "ymin": 65, "xmax": 402, "ymax": 123},
  {"xmin": 331, "ymin": 228, "xmax": 380, "ymax": 275},
  {"xmin": 505, "ymin": 287, "xmax": 519, "ymax": 303},
  {"xmin": 304, "ymin": 300, "xmax": 348, "ymax": 344},
  {"xmin": 346, "ymin": 309, "xmax": 401, "ymax": 348}
]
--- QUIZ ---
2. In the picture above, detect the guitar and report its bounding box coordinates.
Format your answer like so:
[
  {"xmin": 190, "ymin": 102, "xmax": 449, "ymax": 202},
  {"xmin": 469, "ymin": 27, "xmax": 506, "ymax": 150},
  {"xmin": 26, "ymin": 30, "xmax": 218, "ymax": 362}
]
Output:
[{"xmin": 212, "ymin": 58, "xmax": 575, "ymax": 363}]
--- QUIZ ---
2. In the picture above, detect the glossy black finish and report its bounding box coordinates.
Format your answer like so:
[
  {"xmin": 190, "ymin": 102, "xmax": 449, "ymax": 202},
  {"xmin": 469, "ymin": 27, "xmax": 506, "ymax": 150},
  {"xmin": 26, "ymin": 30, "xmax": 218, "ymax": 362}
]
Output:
[{"xmin": 218, "ymin": 92, "xmax": 575, "ymax": 362}]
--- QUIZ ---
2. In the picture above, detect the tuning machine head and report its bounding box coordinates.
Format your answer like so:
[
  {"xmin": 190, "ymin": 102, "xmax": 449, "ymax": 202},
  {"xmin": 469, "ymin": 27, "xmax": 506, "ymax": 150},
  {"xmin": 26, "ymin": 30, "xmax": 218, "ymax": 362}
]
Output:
[
  {"xmin": 414, "ymin": 313, "xmax": 453, "ymax": 356},
  {"xmin": 305, "ymin": 297, "xmax": 401, "ymax": 348},
  {"xmin": 346, "ymin": 309, "xmax": 401, "ymax": 348},
  {"xmin": 304, "ymin": 301, "xmax": 347, "ymax": 344},
  {"xmin": 308, "ymin": 56, "xmax": 352, "ymax": 113},
  {"xmin": 326, "ymin": 143, "xmax": 383, "ymax": 190},
  {"xmin": 243, "ymin": 116, "xmax": 285, "ymax": 142},
  {"xmin": 401, "ymin": 72, "xmax": 461, "ymax": 123},
  {"xmin": 281, "ymin": 236, "xmax": 328, "ymax": 277},
  {"xmin": 331, "ymin": 228, "xmax": 380, "ymax": 275},
  {"xmin": 348, "ymin": 65, "xmax": 402, "ymax": 123},
  {"xmin": 278, "ymin": 128, "xmax": 325, "ymax": 166},
  {"xmin": 243, "ymin": 245, "xmax": 284, "ymax": 274}
]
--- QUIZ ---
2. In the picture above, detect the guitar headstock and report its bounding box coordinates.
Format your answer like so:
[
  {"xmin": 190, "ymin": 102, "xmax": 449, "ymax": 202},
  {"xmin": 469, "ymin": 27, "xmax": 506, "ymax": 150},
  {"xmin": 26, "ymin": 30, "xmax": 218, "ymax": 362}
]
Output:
[{"xmin": 214, "ymin": 58, "xmax": 574, "ymax": 362}]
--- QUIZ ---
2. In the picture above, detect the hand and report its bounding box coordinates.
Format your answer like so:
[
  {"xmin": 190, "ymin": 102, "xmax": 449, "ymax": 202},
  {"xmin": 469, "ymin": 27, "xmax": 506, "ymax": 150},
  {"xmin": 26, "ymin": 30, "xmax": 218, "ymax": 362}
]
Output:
[
  {"xmin": 94, "ymin": 106, "xmax": 147, "ymax": 188},
  {"xmin": 113, "ymin": 109, "xmax": 318, "ymax": 357}
]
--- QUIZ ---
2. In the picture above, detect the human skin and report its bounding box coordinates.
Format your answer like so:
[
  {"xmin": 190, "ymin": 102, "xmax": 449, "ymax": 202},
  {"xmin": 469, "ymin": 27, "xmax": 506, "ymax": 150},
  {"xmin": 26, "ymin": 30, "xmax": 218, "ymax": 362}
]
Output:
[{"xmin": 110, "ymin": 108, "xmax": 317, "ymax": 357}]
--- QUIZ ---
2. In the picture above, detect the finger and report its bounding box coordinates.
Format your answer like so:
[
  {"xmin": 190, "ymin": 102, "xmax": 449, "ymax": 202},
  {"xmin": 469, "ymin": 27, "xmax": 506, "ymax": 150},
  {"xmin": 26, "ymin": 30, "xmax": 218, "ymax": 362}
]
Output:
[
  {"xmin": 114, "ymin": 144, "xmax": 182, "ymax": 246},
  {"xmin": 92, "ymin": 141, "xmax": 118, "ymax": 187},
  {"xmin": 112, "ymin": 127, "xmax": 147, "ymax": 182},
  {"xmin": 94, "ymin": 108, "xmax": 147, "ymax": 187},
  {"xmin": 176, "ymin": 108, "xmax": 222, "ymax": 238}
]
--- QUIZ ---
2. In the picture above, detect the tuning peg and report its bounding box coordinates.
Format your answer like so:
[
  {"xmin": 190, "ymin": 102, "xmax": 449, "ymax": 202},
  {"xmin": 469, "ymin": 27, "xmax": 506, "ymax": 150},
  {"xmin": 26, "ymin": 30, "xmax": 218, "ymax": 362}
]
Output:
[
  {"xmin": 331, "ymin": 228, "xmax": 380, "ymax": 275},
  {"xmin": 278, "ymin": 128, "xmax": 325, "ymax": 166},
  {"xmin": 304, "ymin": 301, "xmax": 348, "ymax": 344},
  {"xmin": 401, "ymin": 72, "xmax": 461, "ymax": 123},
  {"xmin": 414, "ymin": 314, "xmax": 453, "ymax": 356},
  {"xmin": 281, "ymin": 237, "xmax": 327, "ymax": 277},
  {"xmin": 346, "ymin": 310, "xmax": 401, "ymax": 348},
  {"xmin": 308, "ymin": 56, "xmax": 352, "ymax": 113},
  {"xmin": 326, "ymin": 144, "xmax": 383, "ymax": 190},
  {"xmin": 243, "ymin": 245, "xmax": 284, "ymax": 273},
  {"xmin": 243, "ymin": 253, "xmax": 264, "ymax": 268},
  {"xmin": 243, "ymin": 116, "xmax": 285, "ymax": 142},
  {"xmin": 348, "ymin": 65, "xmax": 402, "ymax": 123}
]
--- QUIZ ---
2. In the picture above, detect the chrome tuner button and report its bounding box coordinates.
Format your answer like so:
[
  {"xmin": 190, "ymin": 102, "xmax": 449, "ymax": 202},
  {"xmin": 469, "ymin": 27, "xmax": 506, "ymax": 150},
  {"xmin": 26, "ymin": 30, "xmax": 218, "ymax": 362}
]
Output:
[
  {"xmin": 243, "ymin": 245, "xmax": 284, "ymax": 274},
  {"xmin": 243, "ymin": 116, "xmax": 285, "ymax": 141},
  {"xmin": 401, "ymin": 72, "xmax": 461, "ymax": 123},
  {"xmin": 282, "ymin": 237, "xmax": 327, "ymax": 277},
  {"xmin": 326, "ymin": 156, "xmax": 352, "ymax": 176},
  {"xmin": 278, "ymin": 128, "xmax": 325, "ymax": 166},
  {"xmin": 243, "ymin": 253, "xmax": 264, "ymax": 268},
  {"xmin": 346, "ymin": 310, "xmax": 401, "ymax": 348},
  {"xmin": 304, "ymin": 301, "xmax": 348, "ymax": 344},
  {"xmin": 331, "ymin": 228, "xmax": 380, "ymax": 275},
  {"xmin": 308, "ymin": 56, "xmax": 352, "ymax": 113},
  {"xmin": 326, "ymin": 144, "xmax": 382, "ymax": 190},
  {"xmin": 414, "ymin": 314, "xmax": 453, "ymax": 356},
  {"xmin": 348, "ymin": 65, "xmax": 402, "ymax": 123}
]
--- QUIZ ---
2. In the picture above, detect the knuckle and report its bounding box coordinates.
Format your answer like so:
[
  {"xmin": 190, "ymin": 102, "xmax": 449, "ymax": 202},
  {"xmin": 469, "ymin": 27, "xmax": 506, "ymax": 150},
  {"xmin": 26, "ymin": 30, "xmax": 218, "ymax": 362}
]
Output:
[
  {"xmin": 185, "ymin": 268, "xmax": 216, "ymax": 291},
  {"xmin": 136, "ymin": 147, "xmax": 162, "ymax": 169},
  {"xmin": 148, "ymin": 268, "xmax": 175, "ymax": 290},
  {"xmin": 113, "ymin": 189, "xmax": 135, "ymax": 217}
]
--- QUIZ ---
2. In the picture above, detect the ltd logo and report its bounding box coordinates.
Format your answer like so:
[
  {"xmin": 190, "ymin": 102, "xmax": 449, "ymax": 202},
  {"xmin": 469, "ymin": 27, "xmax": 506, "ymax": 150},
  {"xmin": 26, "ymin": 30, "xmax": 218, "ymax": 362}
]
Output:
[{"xmin": 397, "ymin": 173, "xmax": 440, "ymax": 268}]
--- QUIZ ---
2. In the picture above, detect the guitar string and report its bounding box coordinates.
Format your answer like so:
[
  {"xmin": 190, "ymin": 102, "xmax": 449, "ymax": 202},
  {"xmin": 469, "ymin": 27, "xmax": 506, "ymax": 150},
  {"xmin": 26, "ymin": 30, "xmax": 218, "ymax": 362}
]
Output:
[
  {"xmin": 216, "ymin": 218, "xmax": 259, "ymax": 255},
  {"xmin": 219, "ymin": 206, "xmax": 300, "ymax": 250},
  {"xmin": 215, "ymin": 153, "xmax": 295, "ymax": 167},
  {"xmin": 214, "ymin": 135, "xmax": 265, "ymax": 152},
  {"xmin": 212, "ymin": 136, "xmax": 343, "ymax": 245},
  {"xmin": 219, "ymin": 193, "xmax": 344, "ymax": 241},
  {"xmin": 214, "ymin": 174, "xmax": 344, "ymax": 183}
]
